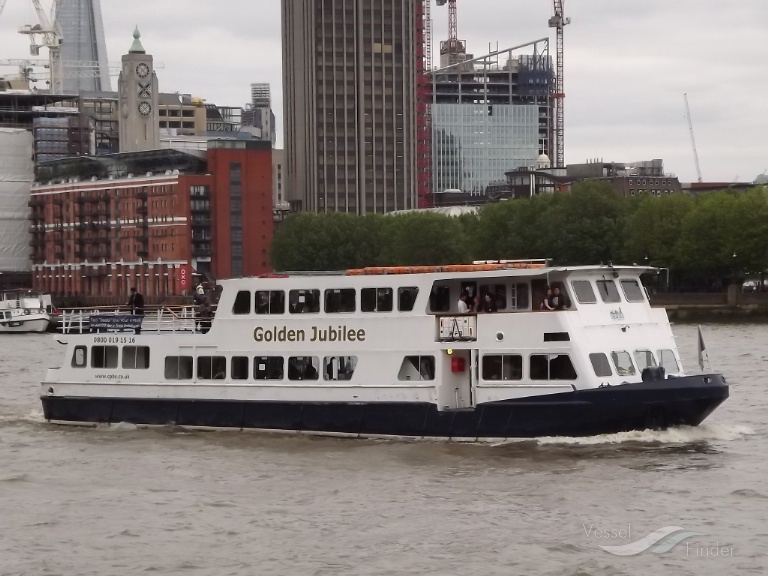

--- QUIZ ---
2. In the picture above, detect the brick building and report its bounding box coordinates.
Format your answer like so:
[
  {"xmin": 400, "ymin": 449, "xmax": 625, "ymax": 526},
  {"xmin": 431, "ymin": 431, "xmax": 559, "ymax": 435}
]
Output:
[{"xmin": 29, "ymin": 141, "xmax": 272, "ymax": 305}]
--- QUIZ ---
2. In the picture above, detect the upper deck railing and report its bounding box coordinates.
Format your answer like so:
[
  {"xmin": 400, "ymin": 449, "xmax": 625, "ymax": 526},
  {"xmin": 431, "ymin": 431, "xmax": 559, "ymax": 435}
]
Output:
[{"xmin": 57, "ymin": 305, "xmax": 209, "ymax": 334}]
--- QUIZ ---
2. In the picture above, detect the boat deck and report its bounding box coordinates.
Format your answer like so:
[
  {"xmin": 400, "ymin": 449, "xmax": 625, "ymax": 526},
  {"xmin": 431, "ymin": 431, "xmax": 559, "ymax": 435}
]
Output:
[{"xmin": 54, "ymin": 305, "xmax": 207, "ymax": 334}]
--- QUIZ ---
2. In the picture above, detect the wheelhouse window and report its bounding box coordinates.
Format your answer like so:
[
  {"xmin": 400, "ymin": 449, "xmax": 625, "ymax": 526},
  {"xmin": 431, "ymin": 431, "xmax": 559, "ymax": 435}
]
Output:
[
  {"xmin": 289, "ymin": 290, "xmax": 320, "ymax": 314},
  {"xmin": 530, "ymin": 354, "xmax": 577, "ymax": 380},
  {"xmin": 254, "ymin": 356, "xmax": 284, "ymax": 380},
  {"xmin": 589, "ymin": 353, "xmax": 613, "ymax": 377},
  {"xmin": 288, "ymin": 356, "xmax": 319, "ymax": 380},
  {"xmin": 657, "ymin": 349, "xmax": 680, "ymax": 372},
  {"xmin": 398, "ymin": 287, "xmax": 418, "ymax": 311},
  {"xmin": 255, "ymin": 290, "xmax": 285, "ymax": 314},
  {"xmin": 621, "ymin": 280, "xmax": 646, "ymax": 302},
  {"xmin": 164, "ymin": 356, "xmax": 193, "ymax": 380},
  {"xmin": 71, "ymin": 345, "xmax": 87, "ymax": 368},
  {"xmin": 325, "ymin": 289, "xmax": 356, "ymax": 313},
  {"xmin": 596, "ymin": 280, "xmax": 621, "ymax": 303},
  {"xmin": 429, "ymin": 286, "xmax": 450, "ymax": 312},
  {"xmin": 323, "ymin": 356, "xmax": 358, "ymax": 380},
  {"xmin": 198, "ymin": 356, "xmax": 227, "ymax": 380},
  {"xmin": 122, "ymin": 346, "xmax": 150, "ymax": 369},
  {"xmin": 611, "ymin": 351, "xmax": 636, "ymax": 376},
  {"xmin": 231, "ymin": 356, "xmax": 249, "ymax": 380},
  {"xmin": 634, "ymin": 350, "xmax": 657, "ymax": 371},
  {"xmin": 361, "ymin": 288, "xmax": 393, "ymax": 312},
  {"xmin": 398, "ymin": 356, "xmax": 435, "ymax": 381},
  {"xmin": 232, "ymin": 290, "xmax": 251, "ymax": 315},
  {"xmin": 92, "ymin": 346, "xmax": 118, "ymax": 369},
  {"xmin": 482, "ymin": 354, "xmax": 522, "ymax": 380},
  {"xmin": 572, "ymin": 280, "xmax": 597, "ymax": 304}
]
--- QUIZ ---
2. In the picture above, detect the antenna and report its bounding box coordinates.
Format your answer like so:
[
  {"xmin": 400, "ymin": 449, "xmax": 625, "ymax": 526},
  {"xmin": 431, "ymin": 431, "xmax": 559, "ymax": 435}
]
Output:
[{"xmin": 683, "ymin": 93, "xmax": 703, "ymax": 183}]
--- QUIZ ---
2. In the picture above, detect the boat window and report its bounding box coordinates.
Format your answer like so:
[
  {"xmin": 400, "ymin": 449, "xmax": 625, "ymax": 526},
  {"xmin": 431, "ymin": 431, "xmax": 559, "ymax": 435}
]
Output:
[
  {"xmin": 325, "ymin": 289, "xmax": 356, "ymax": 313},
  {"xmin": 164, "ymin": 356, "xmax": 193, "ymax": 380},
  {"xmin": 198, "ymin": 356, "xmax": 227, "ymax": 380},
  {"xmin": 231, "ymin": 356, "xmax": 249, "ymax": 380},
  {"xmin": 288, "ymin": 356, "xmax": 319, "ymax": 380},
  {"xmin": 634, "ymin": 350, "xmax": 657, "ymax": 370},
  {"xmin": 398, "ymin": 287, "xmax": 418, "ymax": 311},
  {"xmin": 232, "ymin": 290, "xmax": 251, "ymax": 315},
  {"xmin": 429, "ymin": 286, "xmax": 451, "ymax": 312},
  {"xmin": 255, "ymin": 290, "xmax": 285, "ymax": 314},
  {"xmin": 657, "ymin": 349, "xmax": 680, "ymax": 372},
  {"xmin": 530, "ymin": 354, "xmax": 577, "ymax": 380},
  {"xmin": 122, "ymin": 346, "xmax": 150, "ymax": 369},
  {"xmin": 398, "ymin": 356, "xmax": 435, "ymax": 381},
  {"xmin": 544, "ymin": 332, "xmax": 570, "ymax": 342},
  {"xmin": 91, "ymin": 346, "xmax": 118, "ymax": 369},
  {"xmin": 254, "ymin": 356, "xmax": 284, "ymax": 380},
  {"xmin": 589, "ymin": 353, "xmax": 613, "ymax": 377},
  {"xmin": 596, "ymin": 280, "xmax": 621, "ymax": 303},
  {"xmin": 621, "ymin": 280, "xmax": 646, "ymax": 302},
  {"xmin": 480, "ymin": 284, "xmax": 507, "ymax": 310},
  {"xmin": 71, "ymin": 345, "xmax": 87, "ymax": 368},
  {"xmin": 482, "ymin": 354, "xmax": 522, "ymax": 380},
  {"xmin": 611, "ymin": 351, "xmax": 636, "ymax": 376},
  {"xmin": 289, "ymin": 289, "xmax": 320, "ymax": 314},
  {"xmin": 323, "ymin": 356, "xmax": 358, "ymax": 380},
  {"xmin": 361, "ymin": 288, "xmax": 393, "ymax": 312},
  {"xmin": 572, "ymin": 280, "xmax": 597, "ymax": 304},
  {"xmin": 511, "ymin": 283, "xmax": 529, "ymax": 310}
]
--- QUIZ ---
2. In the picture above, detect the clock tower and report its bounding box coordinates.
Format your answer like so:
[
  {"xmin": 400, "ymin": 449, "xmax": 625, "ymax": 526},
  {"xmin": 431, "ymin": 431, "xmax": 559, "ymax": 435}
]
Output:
[{"xmin": 118, "ymin": 27, "xmax": 160, "ymax": 153}]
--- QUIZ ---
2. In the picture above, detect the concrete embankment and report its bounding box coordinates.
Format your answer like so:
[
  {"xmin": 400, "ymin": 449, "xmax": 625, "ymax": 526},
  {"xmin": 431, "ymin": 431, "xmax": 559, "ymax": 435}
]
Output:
[{"xmin": 650, "ymin": 288, "xmax": 768, "ymax": 322}]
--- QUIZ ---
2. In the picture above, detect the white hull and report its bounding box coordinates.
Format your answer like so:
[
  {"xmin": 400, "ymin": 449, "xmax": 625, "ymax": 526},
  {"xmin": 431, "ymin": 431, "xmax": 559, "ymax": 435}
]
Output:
[{"xmin": 0, "ymin": 313, "xmax": 50, "ymax": 333}]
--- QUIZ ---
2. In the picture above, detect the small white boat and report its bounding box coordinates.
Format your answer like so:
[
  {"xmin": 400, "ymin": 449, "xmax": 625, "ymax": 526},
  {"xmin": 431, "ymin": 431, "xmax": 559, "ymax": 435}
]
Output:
[
  {"xmin": 40, "ymin": 260, "xmax": 729, "ymax": 439},
  {"xmin": 0, "ymin": 290, "xmax": 52, "ymax": 334}
]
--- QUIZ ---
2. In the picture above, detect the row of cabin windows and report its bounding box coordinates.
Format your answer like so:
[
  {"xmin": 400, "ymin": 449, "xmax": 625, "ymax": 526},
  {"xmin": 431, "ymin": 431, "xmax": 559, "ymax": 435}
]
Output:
[
  {"xmin": 482, "ymin": 354, "xmax": 577, "ymax": 381},
  {"xmin": 430, "ymin": 283, "xmax": 529, "ymax": 312},
  {"xmin": 163, "ymin": 354, "xmax": 436, "ymax": 381},
  {"xmin": 589, "ymin": 349, "xmax": 679, "ymax": 377},
  {"xmin": 232, "ymin": 287, "xmax": 419, "ymax": 315},
  {"xmin": 72, "ymin": 345, "xmax": 150, "ymax": 369},
  {"xmin": 571, "ymin": 279, "xmax": 645, "ymax": 304}
]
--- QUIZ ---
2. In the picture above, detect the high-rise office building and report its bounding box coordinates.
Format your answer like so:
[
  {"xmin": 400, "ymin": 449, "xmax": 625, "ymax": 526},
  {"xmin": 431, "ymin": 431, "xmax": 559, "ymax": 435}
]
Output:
[
  {"xmin": 281, "ymin": 0, "xmax": 418, "ymax": 214},
  {"xmin": 56, "ymin": 0, "xmax": 112, "ymax": 93},
  {"xmin": 243, "ymin": 83, "xmax": 276, "ymax": 145}
]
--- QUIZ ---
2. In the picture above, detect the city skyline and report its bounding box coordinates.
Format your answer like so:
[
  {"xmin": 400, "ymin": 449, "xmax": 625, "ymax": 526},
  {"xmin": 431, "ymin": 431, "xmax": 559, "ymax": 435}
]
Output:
[{"xmin": 0, "ymin": 0, "xmax": 766, "ymax": 183}]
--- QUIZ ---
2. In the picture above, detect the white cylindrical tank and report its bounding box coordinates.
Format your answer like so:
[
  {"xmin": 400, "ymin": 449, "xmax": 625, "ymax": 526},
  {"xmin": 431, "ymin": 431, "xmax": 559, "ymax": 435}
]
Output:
[{"xmin": 0, "ymin": 128, "xmax": 33, "ymax": 272}]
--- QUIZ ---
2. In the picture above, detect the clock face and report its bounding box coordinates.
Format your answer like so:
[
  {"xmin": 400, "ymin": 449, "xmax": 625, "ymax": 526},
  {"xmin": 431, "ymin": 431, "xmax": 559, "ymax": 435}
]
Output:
[
  {"xmin": 138, "ymin": 82, "xmax": 151, "ymax": 98},
  {"xmin": 138, "ymin": 101, "xmax": 152, "ymax": 117},
  {"xmin": 136, "ymin": 63, "xmax": 150, "ymax": 78}
]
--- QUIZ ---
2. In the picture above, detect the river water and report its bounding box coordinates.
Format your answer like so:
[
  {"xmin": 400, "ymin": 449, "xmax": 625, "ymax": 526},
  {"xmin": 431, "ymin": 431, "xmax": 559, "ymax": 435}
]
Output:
[{"xmin": 0, "ymin": 324, "xmax": 765, "ymax": 576}]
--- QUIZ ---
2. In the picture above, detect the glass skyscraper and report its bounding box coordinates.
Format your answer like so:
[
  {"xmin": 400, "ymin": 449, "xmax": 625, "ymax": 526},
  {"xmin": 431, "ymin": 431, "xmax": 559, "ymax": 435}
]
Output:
[{"xmin": 56, "ymin": 0, "xmax": 111, "ymax": 93}]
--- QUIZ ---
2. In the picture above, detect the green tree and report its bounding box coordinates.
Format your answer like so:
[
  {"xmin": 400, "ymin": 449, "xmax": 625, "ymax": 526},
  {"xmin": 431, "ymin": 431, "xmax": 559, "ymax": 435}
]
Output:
[{"xmin": 379, "ymin": 212, "xmax": 470, "ymax": 265}]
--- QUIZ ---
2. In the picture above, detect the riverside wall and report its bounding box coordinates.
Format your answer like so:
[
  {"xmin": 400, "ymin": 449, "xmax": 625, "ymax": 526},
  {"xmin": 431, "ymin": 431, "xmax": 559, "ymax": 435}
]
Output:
[{"xmin": 650, "ymin": 286, "xmax": 768, "ymax": 322}]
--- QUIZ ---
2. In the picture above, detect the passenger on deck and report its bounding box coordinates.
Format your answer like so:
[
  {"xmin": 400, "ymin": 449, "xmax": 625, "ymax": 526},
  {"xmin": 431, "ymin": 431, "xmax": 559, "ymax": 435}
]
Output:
[
  {"xmin": 479, "ymin": 292, "xmax": 497, "ymax": 313},
  {"xmin": 540, "ymin": 288, "xmax": 555, "ymax": 311},
  {"xmin": 457, "ymin": 291, "xmax": 470, "ymax": 314},
  {"xmin": 198, "ymin": 297, "xmax": 212, "ymax": 334},
  {"xmin": 552, "ymin": 287, "xmax": 569, "ymax": 310}
]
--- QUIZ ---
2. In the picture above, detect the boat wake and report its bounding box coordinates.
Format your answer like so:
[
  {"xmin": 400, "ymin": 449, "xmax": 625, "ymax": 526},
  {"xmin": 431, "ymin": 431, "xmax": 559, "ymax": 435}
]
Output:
[{"xmin": 531, "ymin": 423, "xmax": 755, "ymax": 446}]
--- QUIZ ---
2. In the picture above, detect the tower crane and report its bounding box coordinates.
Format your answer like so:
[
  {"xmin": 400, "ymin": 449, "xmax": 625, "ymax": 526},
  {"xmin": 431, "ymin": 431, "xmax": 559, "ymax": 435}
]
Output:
[
  {"xmin": 548, "ymin": 0, "xmax": 570, "ymax": 168},
  {"xmin": 436, "ymin": 0, "xmax": 466, "ymax": 62},
  {"xmin": 683, "ymin": 93, "xmax": 703, "ymax": 183},
  {"xmin": 18, "ymin": 0, "xmax": 63, "ymax": 93}
]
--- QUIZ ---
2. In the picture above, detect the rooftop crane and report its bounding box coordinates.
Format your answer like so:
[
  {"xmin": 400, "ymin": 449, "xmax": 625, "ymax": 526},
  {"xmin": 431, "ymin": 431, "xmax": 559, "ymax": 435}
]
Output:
[
  {"xmin": 548, "ymin": 0, "xmax": 570, "ymax": 168},
  {"xmin": 683, "ymin": 92, "xmax": 703, "ymax": 183},
  {"xmin": 18, "ymin": 0, "xmax": 63, "ymax": 93},
  {"xmin": 436, "ymin": 0, "xmax": 466, "ymax": 60}
]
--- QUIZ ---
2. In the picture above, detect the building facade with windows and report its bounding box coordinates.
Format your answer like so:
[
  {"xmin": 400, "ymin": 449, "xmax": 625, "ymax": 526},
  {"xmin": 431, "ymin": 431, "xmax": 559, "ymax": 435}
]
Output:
[{"xmin": 281, "ymin": 0, "xmax": 419, "ymax": 213}]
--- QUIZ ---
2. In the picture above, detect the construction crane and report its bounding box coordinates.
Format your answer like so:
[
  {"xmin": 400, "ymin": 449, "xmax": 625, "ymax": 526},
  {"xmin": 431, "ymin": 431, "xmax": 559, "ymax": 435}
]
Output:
[
  {"xmin": 548, "ymin": 0, "xmax": 570, "ymax": 168},
  {"xmin": 436, "ymin": 0, "xmax": 466, "ymax": 61},
  {"xmin": 18, "ymin": 0, "xmax": 63, "ymax": 93},
  {"xmin": 683, "ymin": 93, "xmax": 703, "ymax": 183}
]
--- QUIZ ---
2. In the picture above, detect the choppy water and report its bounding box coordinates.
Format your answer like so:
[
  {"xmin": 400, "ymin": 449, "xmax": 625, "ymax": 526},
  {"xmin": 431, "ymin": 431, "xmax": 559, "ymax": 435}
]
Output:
[{"xmin": 0, "ymin": 324, "xmax": 766, "ymax": 576}]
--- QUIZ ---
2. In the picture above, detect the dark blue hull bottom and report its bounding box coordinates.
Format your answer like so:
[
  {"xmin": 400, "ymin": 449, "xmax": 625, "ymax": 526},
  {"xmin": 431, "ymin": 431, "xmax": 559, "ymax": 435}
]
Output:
[{"xmin": 40, "ymin": 374, "xmax": 729, "ymax": 439}]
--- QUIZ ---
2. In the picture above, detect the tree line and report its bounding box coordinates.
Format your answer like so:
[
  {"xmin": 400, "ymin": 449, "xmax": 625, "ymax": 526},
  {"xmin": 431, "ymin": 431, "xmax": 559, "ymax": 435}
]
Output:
[{"xmin": 270, "ymin": 182, "xmax": 768, "ymax": 291}]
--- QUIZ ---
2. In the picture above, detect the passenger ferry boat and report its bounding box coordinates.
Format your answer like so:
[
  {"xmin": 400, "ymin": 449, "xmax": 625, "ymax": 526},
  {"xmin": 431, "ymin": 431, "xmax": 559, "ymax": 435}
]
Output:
[
  {"xmin": 0, "ymin": 290, "xmax": 53, "ymax": 334},
  {"xmin": 40, "ymin": 260, "xmax": 729, "ymax": 439}
]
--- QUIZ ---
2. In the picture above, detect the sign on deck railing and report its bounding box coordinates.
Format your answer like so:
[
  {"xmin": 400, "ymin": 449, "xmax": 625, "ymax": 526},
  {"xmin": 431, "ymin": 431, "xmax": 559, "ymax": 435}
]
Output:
[{"xmin": 88, "ymin": 315, "xmax": 143, "ymax": 333}]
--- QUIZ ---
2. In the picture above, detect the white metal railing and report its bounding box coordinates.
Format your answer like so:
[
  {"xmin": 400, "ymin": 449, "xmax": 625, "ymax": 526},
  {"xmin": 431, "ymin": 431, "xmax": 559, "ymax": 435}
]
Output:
[{"xmin": 57, "ymin": 305, "xmax": 203, "ymax": 334}]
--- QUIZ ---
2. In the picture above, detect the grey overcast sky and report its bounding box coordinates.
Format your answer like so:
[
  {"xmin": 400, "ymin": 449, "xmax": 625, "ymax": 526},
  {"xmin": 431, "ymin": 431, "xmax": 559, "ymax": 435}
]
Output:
[{"xmin": 1, "ymin": 1, "xmax": 766, "ymax": 183}]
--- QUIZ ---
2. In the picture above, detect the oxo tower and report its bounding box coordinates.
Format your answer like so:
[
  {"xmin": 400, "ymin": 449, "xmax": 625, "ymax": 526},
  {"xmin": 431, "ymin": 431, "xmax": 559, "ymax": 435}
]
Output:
[{"xmin": 56, "ymin": 0, "xmax": 111, "ymax": 92}]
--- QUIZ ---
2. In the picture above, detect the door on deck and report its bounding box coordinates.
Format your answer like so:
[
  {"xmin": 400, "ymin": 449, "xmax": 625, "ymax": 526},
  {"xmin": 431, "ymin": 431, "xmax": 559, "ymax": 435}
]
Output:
[{"xmin": 444, "ymin": 349, "xmax": 475, "ymax": 409}]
